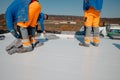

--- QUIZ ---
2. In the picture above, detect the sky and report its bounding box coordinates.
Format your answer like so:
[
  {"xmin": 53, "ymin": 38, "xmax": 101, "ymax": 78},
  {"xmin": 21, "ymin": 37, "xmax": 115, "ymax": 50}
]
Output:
[{"xmin": 0, "ymin": 0, "xmax": 120, "ymax": 18}]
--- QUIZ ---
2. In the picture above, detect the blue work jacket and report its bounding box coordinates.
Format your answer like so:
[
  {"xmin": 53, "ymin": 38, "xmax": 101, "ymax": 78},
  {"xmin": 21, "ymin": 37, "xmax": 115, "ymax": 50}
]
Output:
[
  {"xmin": 83, "ymin": 0, "xmax": 103, "ymax": 11},
  {"xmin": 5, "ymin": 0, "xmax": 45, "ymax": 31}
]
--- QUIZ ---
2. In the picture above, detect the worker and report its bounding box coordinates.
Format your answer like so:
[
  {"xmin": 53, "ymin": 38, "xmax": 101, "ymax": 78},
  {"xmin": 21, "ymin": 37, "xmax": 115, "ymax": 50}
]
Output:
[
  {"xmin": 5, "ymin": 0, "xmax": 42, "ymax": 53},
  {"xmin": 82, "ymin": 0, "xmax": 103, "ymax": 47}
]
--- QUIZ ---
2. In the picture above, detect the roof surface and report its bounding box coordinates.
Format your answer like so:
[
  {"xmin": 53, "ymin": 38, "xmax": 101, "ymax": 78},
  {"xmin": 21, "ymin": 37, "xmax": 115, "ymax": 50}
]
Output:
[{"xmin": 0, "ymin": 33, "xmax": 120, "ymax": 80}]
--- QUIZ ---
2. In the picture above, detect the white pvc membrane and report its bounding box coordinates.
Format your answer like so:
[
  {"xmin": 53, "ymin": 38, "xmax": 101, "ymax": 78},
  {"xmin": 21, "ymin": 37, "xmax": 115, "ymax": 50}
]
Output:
[{"xmin": 0, "ymin": 33, "xmax": 120, "ymax": 80}]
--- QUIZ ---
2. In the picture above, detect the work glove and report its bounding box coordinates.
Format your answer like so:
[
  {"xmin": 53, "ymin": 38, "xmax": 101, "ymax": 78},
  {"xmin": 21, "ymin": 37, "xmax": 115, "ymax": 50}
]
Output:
[
  {"xmin": 10, "ymin": 30, "xmax": 20, "ymax": 38},
  {"xmin": 43, "ymin": 30, "xmax": 46, "ymax": 34}
]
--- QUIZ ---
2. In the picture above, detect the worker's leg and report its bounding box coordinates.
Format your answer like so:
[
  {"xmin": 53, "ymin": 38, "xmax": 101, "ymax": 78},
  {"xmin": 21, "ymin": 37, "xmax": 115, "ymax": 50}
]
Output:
[
  {"xmin": 15, "ymin": 25, "xmax": 33, "ymax": 52},
  {"xmin": 84, "ymin": 27, "xmax": 92, "ymax": 47},
  {"xmin": 92, "ymin": 10, "xmax": 100, "ymax": 47},
  {"xmin": 84, "ymin": 10, "xmax": 93, "ymax": 47},
  {"xmin": 29, "ymin": 1, "xmax": 41, "ymax": 27},
  {"xmin": 17, "ymin": 1, "xmax": 41, "ymax": 50},
  {"xmin": 19, "ymin": 27, "xmax": 33, "ymax": 51},
  {"xmin": 28, "ymin": 1, "xmax": 41, "ymax": 46},
  {"xmin": 27, "ymin": 27, "xmax": 37, "ymax": 46}
]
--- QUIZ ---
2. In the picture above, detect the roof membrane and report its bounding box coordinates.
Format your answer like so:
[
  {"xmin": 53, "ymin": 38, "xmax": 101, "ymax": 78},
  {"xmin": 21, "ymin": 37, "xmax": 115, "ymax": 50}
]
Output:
[{"xmin": 0, "ymin": 33, "xmax": 120, "ymax": 80}]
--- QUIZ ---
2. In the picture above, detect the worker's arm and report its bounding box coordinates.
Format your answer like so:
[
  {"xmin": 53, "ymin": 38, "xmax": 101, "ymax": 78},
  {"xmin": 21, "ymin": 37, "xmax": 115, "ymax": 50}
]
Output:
[
  {"xmin": 39, "ymin": 19, "xmax": 45, "ymax": 31},
  {"xmin": 38, "ymin": 13, "xmax": 46, "ymax": 33}
]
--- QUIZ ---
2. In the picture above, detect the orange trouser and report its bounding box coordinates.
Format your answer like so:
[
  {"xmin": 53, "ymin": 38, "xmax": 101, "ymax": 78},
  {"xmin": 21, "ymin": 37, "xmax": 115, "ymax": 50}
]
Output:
[
  {"xmin": 84, "ymin": 7, "xmax": 100, "ymax": 43},
  {"xmin": 17, "ymin": 1, "xmax": 41, "ymax": 28},
  {"xmin": 17, "ymin": 1, "xmax": 41, "ymax": 47},
  {"xmin": 84, "ymin": 7, "xmax": 100, "ymax": 27}
]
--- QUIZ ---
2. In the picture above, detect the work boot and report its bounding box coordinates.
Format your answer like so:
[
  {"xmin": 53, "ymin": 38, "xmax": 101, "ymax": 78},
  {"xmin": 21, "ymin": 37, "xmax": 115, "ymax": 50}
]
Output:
[
  {"xmin": 83, "ymin": 42, "xmax": 90, "ymax": 47},
  {"xmin": 93, "ymin": 36, "xmax": 100, "ymax": 47},
  {"xmin": 83, "ymin": 37, "xmax": 90, "ymax": 47},
  {"xmin": 93, "ymin": 43, "xmax": 99, "ymax": 47}
]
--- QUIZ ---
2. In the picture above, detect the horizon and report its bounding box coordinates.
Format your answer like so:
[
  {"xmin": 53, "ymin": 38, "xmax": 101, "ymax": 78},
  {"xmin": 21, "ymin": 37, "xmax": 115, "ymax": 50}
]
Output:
[{"xmin": 1, "ymin": 13, "xmax": 120, "ymax": 19}]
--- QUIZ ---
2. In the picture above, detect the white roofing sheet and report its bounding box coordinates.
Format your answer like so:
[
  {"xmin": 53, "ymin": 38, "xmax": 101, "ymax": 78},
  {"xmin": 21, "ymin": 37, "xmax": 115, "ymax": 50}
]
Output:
[{"xmin": 0, "ymin": 33, "xmax": 120, "ymax": 80}]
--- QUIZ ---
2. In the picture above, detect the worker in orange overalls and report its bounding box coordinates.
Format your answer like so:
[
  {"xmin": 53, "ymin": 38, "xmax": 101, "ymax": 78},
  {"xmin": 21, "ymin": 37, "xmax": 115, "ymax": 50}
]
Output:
[
  {"xmin": 82, "ymin": 0, "xmax": 103, "ymax": 47},
  {"xmin": 6, "ymin": 0, "xmax": 42, "ymax": 53}
]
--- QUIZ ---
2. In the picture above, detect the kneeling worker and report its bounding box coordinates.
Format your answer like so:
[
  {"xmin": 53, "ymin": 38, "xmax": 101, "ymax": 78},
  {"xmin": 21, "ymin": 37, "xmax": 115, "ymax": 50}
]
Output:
[{"xmin": 5, "ymin": 0, "xmax": 42, "ymax": 52}]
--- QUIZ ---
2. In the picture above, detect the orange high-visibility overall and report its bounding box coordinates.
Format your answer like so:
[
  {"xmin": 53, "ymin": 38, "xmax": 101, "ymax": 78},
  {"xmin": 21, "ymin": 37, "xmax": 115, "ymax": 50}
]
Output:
[{"xmin": 84, "ymin": 7, "xmax": 100, "ymax": 44}]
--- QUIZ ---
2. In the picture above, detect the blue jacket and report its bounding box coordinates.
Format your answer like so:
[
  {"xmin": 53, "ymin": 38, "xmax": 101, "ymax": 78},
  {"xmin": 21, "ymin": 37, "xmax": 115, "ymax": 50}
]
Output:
[
  {"xmin": 5, "ymin": 0, "xmax": 30, "ymax": 31},
  {"xmin": 5, "ymin": 0, "xmax": 45, "ymax": 31},
  {"xmin": 83, "ymin": 0, "xmax": 103, "ymax": 11},
  {"xmin": 37, "ymin": 13, "xmax": 45, "ymax": 31}
]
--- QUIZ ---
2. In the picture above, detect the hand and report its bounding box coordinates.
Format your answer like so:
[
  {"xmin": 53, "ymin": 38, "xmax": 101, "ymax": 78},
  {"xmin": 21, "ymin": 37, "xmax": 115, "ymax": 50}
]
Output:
[
  {"xmin": 10, "ymin": 30, "xmax": 19, "ymax": 38},
  {"xmin": 43, "ymin": 30, "xmax": 46, "ymax": 34}
]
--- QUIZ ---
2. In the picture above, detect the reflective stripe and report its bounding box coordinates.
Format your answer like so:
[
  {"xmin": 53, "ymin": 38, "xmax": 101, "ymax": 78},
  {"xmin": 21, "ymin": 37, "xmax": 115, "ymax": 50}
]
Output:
[
  {"xmin": 93, "ymin": 36, "xmax": 100, "ymax": 43},
  {"xmin": 84, "ymin": 37, "xmax": 90, "ymax": 43},
  {"xmin": 22, "ymin": 39, "xmax": 31, "ymax": 47},
  {"xmin": 31, "ymin": 37, "xmax": 36, "ymax": 44}
]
